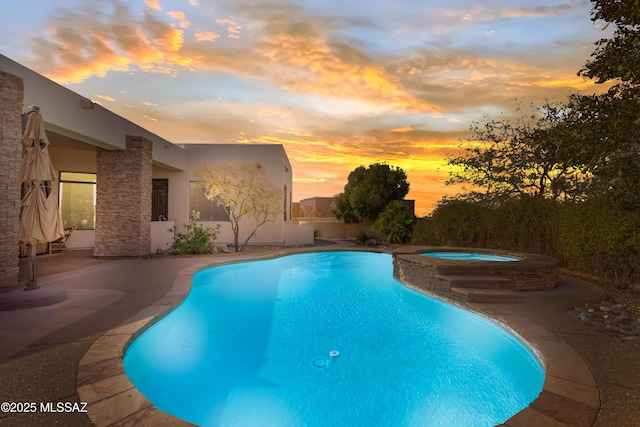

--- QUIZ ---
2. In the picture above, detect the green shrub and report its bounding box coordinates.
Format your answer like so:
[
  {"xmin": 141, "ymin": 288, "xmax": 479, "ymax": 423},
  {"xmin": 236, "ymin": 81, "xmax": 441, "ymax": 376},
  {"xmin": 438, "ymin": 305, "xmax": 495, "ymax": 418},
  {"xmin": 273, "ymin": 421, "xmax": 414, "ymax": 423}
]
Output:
[
  {"xmin": 556, "ymin": 199, "xmax": 640, "ymax": 287},
  {"xmin": 373, "ymin": 200, "xmax": 415, "ymax": 243},
  {"xmin": 422, "ymin": 200, "xmax": 489, "ymax": 247},
  {"xmin": 357, "ymin": 227, "xmax": 382, "ymax": 244},
  {"xmin": 484, "ymin": 196, "xmax": 559, "ymax": 254},
  {"xmin": 170, "ymin": 211, "xmax": 221, "ymax": 255},
  {"xmin": 411, "ymin": 217, "xmax": 437, "ymax": 245}
]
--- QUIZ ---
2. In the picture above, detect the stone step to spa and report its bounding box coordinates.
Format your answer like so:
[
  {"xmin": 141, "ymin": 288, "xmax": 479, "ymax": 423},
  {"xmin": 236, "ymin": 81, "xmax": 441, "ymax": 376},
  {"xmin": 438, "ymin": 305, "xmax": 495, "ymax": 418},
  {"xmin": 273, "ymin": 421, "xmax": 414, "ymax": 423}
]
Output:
[
  {"xmin": 435, "ymin": 266, "xmax": 496, "ymax": 277},
  {"xmin": 450, "ymin": 287, "xmax": 524, "ymax": 303},
  {"xmin": 436, "ymin": 274, "xmax": 511, "ymax": 289}
]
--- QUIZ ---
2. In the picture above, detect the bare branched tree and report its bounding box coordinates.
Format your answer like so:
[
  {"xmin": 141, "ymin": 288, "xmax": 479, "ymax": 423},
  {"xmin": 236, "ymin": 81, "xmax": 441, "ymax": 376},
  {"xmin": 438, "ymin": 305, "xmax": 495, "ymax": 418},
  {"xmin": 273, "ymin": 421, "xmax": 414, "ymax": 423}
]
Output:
[{"xmin": 195, "ymin": 162, "xmax": 283, "ymax": 251}]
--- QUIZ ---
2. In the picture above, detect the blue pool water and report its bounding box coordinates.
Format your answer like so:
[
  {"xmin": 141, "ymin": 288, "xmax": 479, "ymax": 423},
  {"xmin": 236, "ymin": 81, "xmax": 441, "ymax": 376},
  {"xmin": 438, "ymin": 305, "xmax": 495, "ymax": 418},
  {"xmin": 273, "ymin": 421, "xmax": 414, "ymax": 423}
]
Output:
[
  {"xmin": 123, "ymin": 251, "xmax": 543, "ymax": 427},
  {"xmin": 421, "ymin": 251, "xmax": 520, "ymax": 262}
]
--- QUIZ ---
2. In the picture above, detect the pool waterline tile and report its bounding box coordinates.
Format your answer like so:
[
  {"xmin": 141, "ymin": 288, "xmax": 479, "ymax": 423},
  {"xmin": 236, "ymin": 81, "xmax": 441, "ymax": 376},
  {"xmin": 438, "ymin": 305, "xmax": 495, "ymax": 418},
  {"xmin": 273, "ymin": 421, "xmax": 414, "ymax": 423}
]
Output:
[{"xmin": 76, "ymin": 248, "xmax": 600, "ymax": 427}]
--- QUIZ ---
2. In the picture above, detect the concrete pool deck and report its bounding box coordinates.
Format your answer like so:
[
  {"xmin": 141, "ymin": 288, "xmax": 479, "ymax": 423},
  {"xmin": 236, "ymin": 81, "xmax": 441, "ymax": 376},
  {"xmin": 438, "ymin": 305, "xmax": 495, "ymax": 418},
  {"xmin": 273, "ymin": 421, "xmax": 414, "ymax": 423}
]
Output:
[{"xmin": 0, "ymin": 247, "xmax": 639, "ymax": 426}]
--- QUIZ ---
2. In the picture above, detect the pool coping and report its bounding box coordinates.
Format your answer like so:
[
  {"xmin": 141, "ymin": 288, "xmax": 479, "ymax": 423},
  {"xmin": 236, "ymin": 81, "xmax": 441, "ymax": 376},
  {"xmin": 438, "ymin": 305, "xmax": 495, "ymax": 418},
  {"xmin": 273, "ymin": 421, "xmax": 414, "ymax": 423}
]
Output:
[{"xmin": 76, "ymin": 248, "xmax": 599, "ymax": 426}]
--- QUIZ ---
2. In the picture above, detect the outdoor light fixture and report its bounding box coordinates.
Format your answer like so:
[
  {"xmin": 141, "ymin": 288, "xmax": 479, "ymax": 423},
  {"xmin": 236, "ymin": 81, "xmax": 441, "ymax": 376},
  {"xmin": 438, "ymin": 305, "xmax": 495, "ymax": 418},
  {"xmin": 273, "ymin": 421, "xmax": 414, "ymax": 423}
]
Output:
[{"xmin": 80, "ymin": 100, "xmax": 95, "ymax": 110}]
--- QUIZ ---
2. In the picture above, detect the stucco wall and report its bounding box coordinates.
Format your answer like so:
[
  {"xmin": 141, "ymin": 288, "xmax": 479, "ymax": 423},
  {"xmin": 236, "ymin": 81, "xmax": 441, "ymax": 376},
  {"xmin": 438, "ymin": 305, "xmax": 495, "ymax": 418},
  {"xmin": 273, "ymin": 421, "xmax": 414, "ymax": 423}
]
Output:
[
  {"xmin": 0, "ymin": 71, "xmax": 23, "ymax": 292},
  {"xmin": 155, "ymin": 144, "xmax": 296, "ymax": 246},
  {"xmin": 284, "ymin": 223, "xmax": 314, "ymax": 246},
  {"xmin": 151, "ymin": 220, "xmax": 174, "ymax": 253},
  {"xmin": 296, "ymin": 219, "xmax": 372, "ymax": 239},
  {"xmin": 48, "ymin": 144, "xmax": 97, "ymax": 173}
]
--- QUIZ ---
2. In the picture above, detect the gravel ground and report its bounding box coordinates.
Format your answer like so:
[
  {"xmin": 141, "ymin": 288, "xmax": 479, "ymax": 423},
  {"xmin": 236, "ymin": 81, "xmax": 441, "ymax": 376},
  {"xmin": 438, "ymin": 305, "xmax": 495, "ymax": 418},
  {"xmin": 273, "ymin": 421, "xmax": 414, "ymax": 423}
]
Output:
[{"xmin": 564, "ymin": 269, "xmax": 640, "ymax": 328}]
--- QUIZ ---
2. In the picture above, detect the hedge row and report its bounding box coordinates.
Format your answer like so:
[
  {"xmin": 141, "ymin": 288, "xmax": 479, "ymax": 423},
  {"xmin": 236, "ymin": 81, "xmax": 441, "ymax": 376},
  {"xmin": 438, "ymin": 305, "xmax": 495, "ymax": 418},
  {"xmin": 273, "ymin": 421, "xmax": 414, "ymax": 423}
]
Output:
[{"xmin": 411, "ymin": 197, "xmax": 640, "ymax": 287}]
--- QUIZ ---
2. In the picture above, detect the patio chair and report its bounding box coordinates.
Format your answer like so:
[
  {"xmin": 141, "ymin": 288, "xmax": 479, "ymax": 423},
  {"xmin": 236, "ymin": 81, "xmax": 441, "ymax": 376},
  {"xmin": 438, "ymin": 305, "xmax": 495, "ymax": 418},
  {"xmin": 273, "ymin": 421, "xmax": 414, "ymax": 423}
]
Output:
[{"xmin": 49, "ymin": 224, "xmax": 76, "ymax": 254}]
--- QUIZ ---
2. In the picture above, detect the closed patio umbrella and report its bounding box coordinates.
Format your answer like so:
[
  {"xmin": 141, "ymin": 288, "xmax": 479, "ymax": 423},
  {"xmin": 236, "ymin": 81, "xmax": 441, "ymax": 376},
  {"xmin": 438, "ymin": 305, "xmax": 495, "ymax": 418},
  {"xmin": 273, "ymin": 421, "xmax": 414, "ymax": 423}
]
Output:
[{"xmin": 17, "ymin": 106, "xmax": 64, "ymax": 290}]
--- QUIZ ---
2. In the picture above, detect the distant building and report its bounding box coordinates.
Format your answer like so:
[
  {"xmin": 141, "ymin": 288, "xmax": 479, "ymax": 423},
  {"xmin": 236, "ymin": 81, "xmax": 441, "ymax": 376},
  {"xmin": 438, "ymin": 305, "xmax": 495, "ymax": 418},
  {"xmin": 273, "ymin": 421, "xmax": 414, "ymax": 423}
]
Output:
[
  {"xmin": 403, "ymin": 199, "xmax": 416, "ymax": 217},
  {"xmin": 298, "ymin": 197, "xmax": 334, "ymax": 217}
]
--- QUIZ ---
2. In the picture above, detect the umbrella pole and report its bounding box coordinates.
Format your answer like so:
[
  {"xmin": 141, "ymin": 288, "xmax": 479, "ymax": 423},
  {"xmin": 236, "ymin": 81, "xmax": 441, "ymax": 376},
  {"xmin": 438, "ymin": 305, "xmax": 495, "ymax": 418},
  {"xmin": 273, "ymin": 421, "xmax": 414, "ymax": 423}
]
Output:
[{"xmin": 24, "ymin": 244, "xmax": 39, "ymax": 290}]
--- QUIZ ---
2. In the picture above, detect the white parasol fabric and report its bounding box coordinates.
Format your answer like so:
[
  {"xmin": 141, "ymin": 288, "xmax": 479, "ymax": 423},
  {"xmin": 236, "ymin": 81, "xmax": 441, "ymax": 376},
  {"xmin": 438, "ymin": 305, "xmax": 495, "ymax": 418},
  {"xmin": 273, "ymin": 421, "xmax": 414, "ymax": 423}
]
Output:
[{"xmin": 17, "ymin": 110, "xmax": 64, "ymax": 247}]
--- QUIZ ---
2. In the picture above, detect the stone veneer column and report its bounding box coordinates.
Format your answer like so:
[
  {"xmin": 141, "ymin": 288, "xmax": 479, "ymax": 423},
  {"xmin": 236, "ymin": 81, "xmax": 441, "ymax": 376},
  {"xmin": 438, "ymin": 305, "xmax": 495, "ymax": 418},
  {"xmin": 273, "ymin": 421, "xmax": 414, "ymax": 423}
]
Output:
[
  {"xmin": 95, "ymin": 136, "xmax": 152, "ymax": 257},
  {"xmin": 0, "ymin": 71, "xmax": 24, "ymax": 292}
]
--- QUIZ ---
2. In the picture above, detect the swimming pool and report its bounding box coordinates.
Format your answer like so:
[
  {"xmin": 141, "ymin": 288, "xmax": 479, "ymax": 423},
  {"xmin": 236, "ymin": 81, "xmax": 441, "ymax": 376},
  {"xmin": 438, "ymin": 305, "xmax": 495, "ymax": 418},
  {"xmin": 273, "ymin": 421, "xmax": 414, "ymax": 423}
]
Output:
[
  {"xmin": 123, "ymin": 251, "xmax": 544, "ymax": 426},
  {"xmin": 421, "ymin": 251, "xmax": 520, "ymax": 262}
]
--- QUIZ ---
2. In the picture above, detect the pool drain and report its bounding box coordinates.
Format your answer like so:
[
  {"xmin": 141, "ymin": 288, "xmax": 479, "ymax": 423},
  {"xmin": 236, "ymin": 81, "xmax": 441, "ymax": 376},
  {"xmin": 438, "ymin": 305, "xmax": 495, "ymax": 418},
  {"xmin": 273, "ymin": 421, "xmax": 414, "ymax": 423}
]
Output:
[
  {"xmin": 313, "ymin": 350, "xmax": 340, "ymax": 368},
  {"xmin": 312, "ymin": 357, "xmax": 329, "ymax": 368}
]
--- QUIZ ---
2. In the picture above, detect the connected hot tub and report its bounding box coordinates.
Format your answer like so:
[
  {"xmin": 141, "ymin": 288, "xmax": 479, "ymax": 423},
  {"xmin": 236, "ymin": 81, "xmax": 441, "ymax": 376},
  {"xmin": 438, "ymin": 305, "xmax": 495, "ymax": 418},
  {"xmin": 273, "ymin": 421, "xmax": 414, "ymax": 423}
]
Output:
[
  {"xmin": 421, "ymin": 251, "xmax": 520, "ymax": 262},
  {"xmin": 393, "ymin": 247, "xmax": 558, "ymax": 302}
]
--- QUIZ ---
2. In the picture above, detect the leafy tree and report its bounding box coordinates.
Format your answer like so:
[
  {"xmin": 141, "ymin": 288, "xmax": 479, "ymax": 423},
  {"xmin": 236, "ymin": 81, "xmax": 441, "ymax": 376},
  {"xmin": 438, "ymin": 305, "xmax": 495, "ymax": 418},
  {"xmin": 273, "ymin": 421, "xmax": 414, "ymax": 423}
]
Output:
[
  {"xmin": 449, "ymin": 0, "xmax": 640, "ymax": 205},
  {"xmin": 373, "ymin": 200, "xmax": 415, "ymax": 244},
  {"xmin": 562, "ymin": 92, "xmax": 640, "ymax": 203},
  {"xmin": 332, "ymin": 163, "xmax": 410, "ymax": 223},
  {"xmin": 579, "ymin": 0, "xmax": 640, "ymax": 88},
  {"xmin": 570, "ymin": 0, "xmax": 640, "ymax": 204},
  {"xmin": 446, "ymin": 101, "xmax": 590, "ymax": 203},
  {"xmin": 195, "ymin": 162, "xmax": 283, "ymax": 252}
]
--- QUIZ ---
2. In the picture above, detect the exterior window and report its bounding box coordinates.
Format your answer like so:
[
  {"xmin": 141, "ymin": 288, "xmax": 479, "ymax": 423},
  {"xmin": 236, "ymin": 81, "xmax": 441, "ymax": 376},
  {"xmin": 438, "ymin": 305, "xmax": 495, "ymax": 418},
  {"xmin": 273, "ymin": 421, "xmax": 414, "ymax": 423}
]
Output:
[
  {"xmin": 59, "ymin": 172, "xmax": 96, "ymax": 230},
  {"xmin": 188, "ymin": 182, "xmax": 230, "ymax": 221},
  {"xmin": 283, "ymin": 185, "xmax": 288, "ymax": 221},
  {"xmin": 152, "ymin": 179, "xmax": 169, "ymax": 221}
]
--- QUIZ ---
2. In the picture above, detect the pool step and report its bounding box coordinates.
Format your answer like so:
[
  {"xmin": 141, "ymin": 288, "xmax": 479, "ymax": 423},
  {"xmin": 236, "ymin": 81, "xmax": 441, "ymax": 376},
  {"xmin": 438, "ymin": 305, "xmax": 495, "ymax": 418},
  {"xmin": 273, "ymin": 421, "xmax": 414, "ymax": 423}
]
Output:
[
  {"xmin": 435, "ymin": 266, "xmax": 495, "ymax": 276},
  {"xmin": 450, "ymin": 287, "xmax": 524, "ymax": 303},
  {"xmin": 437, "ymin": 274, "xmax": 511, "ymax": 289}
]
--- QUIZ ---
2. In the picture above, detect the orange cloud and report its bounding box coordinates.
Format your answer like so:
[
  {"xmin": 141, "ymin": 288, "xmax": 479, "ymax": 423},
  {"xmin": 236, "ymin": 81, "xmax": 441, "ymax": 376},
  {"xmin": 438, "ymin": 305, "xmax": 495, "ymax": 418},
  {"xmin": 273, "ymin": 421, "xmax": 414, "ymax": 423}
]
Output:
[
  {"xmin": 216, "ymin": 18, "xmax": 242, "ymax": 39},
  {"xmin": 293, "ymin": 177, "xmax": 330, "ymax": 184},
  {"xmin": 167, "ymin": 11, "xmax": 185, "ymax": 20},
  {"xmin": 145, "ymin": 0, "xmax": 161, "ymax": 10},
  {"xmin": 527, "ymin": 76, "xmax": 596, "ymax": 90},
  {"xmin": 194, "ymin": 31, "xmax": 221, "ymax": 42},
  {"xmin": 29, "ymin": 7, "xmax": 193, "ymax": 83},
  {"xmin": 215, "ymin": 19, "xmax": 238, "ymax": 26},
  {"xmin": 259, "ymin": 34, "xmax": 439, "ymax": 113},
  {"xmin": 95, "ymin": 94, "xmax": 115, "ymax": 102},
  {"xmin": 392, "ymin": 126, "xmax": 414, "ymax": 133},
  {"xmin": 167, "ymin": 11, "xmax": 191, "ymax": 29}
]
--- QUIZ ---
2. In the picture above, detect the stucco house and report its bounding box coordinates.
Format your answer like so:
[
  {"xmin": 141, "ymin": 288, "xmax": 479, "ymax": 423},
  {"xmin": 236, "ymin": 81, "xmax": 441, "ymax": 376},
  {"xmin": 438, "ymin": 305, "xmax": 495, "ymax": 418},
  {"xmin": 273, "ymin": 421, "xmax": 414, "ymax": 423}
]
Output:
[{"xmin": 0, "ymin": 55, "xmax": 312, "ymax": 291}]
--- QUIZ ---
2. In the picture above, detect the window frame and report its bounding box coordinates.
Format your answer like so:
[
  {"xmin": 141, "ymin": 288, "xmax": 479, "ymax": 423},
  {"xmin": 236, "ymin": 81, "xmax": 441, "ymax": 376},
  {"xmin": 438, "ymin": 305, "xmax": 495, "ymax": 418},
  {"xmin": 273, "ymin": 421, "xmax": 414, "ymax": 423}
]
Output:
[{"xmin": 59, "ymin": 171, "xmax": 97, "ymax": 230}]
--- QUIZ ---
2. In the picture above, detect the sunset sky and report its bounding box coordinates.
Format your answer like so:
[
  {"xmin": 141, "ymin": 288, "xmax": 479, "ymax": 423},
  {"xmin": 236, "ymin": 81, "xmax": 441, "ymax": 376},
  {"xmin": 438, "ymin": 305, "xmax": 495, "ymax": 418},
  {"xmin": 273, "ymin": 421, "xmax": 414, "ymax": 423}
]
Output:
[{"xmin": 0, "ymin": 0, "xmax": 612, "ymax": 215}]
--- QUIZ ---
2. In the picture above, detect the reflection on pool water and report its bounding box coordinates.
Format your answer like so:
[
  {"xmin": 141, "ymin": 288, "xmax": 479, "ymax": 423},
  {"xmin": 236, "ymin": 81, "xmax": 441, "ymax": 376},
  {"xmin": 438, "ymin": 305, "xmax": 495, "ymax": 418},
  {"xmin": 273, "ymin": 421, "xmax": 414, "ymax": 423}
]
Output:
[
  {"xmin": 123, "ymin": 251, "xmax": 543, "ymax": 427},
  {"xmin": 421, "ymin": 251, "xmax": 520, "ymax": 262}
]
